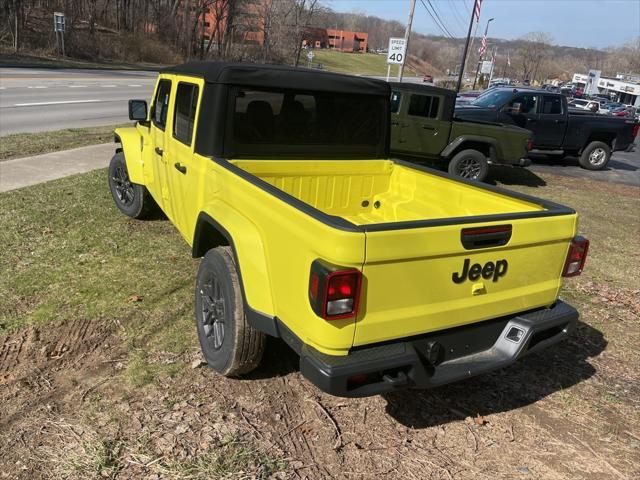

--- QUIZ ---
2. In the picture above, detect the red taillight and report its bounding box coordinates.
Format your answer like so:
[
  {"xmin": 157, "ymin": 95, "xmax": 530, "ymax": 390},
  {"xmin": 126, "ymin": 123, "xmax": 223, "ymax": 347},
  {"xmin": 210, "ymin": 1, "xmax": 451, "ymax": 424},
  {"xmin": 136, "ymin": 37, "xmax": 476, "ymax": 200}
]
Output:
[
  {"xmin": 632, "ymin": 124, "xmax": 639, "ymax": 138},
  {"xmin": 562, "ymin": 236, "xmax": 589, "ymax": 277},
  {"xmin": 309, "ymin": 260, "xmax": 362, "ymax": 320},
  {"xmin": 526, "ymin": 139, "xmax": 534, "ymax": 151}
]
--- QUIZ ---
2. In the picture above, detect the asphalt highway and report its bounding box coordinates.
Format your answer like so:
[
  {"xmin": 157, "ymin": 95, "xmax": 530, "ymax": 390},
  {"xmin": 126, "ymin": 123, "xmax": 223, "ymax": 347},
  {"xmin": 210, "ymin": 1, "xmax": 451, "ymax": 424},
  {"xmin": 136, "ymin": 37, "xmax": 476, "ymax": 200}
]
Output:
[{"xmin": 0, "ymin": 68, "xmax": 156, "ymax": 135}]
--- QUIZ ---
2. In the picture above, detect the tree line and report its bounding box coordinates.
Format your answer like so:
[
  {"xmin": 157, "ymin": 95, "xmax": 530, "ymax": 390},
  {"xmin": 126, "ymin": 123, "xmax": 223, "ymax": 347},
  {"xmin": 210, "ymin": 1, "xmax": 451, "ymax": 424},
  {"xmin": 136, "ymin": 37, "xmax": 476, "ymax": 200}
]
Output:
[{"xmin": 1, "ymin": 1, "xmax": 638, "ymax": 83}]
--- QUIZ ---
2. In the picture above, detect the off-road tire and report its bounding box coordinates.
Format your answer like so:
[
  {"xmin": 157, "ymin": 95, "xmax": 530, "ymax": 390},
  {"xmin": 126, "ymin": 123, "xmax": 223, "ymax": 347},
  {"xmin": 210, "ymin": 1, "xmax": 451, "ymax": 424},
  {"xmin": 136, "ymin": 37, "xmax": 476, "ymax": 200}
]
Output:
[
  {"xmin": 195, "ymin": 247, "xmax": 266, "ymax": 376},
  {"xmin": 579, "ymin": 141, "xmax": 611, "ymax": 170},
  {"xmin": 108, "ymin": 152, "xmax": 158, "ymax": 219},
  {"xmin": 448, "ymin": 149, "xmax": 489, "ymax": 182}
]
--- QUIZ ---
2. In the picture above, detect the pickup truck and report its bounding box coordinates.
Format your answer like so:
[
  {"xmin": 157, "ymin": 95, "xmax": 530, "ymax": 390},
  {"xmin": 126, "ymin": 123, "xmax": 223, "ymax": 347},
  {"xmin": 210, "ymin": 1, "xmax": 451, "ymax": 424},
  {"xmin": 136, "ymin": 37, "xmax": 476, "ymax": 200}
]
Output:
[
  {"xmin": 455, "ymin": 87, "xmax": 639, "ymax": 170},
  {"xmin": 109, "ymin": 62, "xmax": 588, "ymax": 398},
  {"xmin": 390, "ymin": 83, "xmax": 533, "ymax": 182}
]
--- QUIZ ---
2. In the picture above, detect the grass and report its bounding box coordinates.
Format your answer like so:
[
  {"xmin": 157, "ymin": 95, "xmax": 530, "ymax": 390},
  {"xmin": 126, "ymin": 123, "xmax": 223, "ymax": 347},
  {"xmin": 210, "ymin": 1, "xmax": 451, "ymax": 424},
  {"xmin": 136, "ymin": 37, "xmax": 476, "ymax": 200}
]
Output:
[
  {"xmin": 310, "ymin": 49, "xmax": 417, "ymax": 76},
  {"xmin": 0, "ymin": 124, "xmax": 129, "ymax": 161},
  {"xmin": 0, "ymin": 166, "xmax": 638, "ymax": 479},
  {"xmin": 0, "ymin": 169, "xmax": 197, "ymax": 383},
  {"xmin": 0, "ymin": 49, "xmax": 162, "ymax": 71}
]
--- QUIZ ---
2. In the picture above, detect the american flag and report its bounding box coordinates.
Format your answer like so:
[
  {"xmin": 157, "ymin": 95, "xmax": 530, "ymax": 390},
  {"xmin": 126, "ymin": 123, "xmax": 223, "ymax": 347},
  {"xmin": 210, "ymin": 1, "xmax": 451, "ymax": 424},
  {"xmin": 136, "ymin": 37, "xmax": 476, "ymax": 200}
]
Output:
[
  {"xmin": 474, "ymin": 0, "xmax": 483, "ymax": 22},
  {"xmin": 479, "ymin": 35, "xmax": 487, "ymax": 56}
]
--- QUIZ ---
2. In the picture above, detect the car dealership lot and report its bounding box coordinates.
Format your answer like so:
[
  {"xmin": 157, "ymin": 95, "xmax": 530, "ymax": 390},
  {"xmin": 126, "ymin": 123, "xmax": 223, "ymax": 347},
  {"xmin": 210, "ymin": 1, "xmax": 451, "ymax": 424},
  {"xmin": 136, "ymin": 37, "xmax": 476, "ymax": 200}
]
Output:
[{"xmin": 529, "ymin": 140, "xmax": 640, "ymax": 187}]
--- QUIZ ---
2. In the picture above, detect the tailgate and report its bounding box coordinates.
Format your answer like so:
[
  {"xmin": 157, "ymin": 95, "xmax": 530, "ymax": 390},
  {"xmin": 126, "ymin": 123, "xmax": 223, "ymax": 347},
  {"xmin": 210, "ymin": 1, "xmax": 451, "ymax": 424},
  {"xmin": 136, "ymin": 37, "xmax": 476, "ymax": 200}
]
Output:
[{"xmin": 354, "ymin": 214, "xmax": 577, "ymax": 346}]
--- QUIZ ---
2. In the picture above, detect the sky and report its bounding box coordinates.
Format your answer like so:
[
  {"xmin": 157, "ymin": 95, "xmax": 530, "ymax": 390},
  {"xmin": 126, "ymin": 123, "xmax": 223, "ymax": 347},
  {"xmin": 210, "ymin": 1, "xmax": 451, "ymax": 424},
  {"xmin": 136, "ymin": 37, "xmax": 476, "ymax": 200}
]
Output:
[{"xmin": 326, "ymin": 0, "xmax": 640, "ymax": 48}]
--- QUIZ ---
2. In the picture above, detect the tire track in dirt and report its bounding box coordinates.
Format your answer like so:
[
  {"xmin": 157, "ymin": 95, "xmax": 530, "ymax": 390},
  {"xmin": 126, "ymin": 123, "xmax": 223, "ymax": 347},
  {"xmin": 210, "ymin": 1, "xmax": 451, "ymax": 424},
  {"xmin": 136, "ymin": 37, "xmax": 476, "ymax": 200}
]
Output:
[{"xmin": 0, "ymin": 317, "xmax": 109, "ymax": 383}]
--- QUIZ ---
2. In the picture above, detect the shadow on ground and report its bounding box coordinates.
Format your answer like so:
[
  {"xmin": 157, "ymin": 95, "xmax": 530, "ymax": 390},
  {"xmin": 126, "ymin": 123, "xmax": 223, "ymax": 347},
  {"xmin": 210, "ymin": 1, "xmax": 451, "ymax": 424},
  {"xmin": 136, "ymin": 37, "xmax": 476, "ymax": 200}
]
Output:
[
  {"xmin": 530, "ymin": 155, "xmax": 638, "ymax": 172},
  {"xmin": 487, "ymin": 165, "xmax": 547, "ymax": 187},
  {"xmin": 249, "ymin": 320, "xmax": 605, "ymax": 429},
  {"xmin": 383, "ymin": 320, "xmax": 605, "ymax": 428}
]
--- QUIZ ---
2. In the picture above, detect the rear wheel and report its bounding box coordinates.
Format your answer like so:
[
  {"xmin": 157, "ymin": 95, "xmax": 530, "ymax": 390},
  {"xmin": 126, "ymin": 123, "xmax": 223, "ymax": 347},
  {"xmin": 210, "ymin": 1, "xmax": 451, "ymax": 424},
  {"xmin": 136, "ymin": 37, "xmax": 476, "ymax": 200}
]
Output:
[
  {"xmin": 195, "ymin": 247, "xmax": 266, "ymax": 376},
  {"xmin": 579, "ymin": 141, "xmax": 611, "ymax": 170},
  {"xmin": 448, "ymin": 149, "xmax": 489, "ymax": 182},
  {"xmin": 108, "ymin": 152, "xmax": 158, "ymax": 219}
]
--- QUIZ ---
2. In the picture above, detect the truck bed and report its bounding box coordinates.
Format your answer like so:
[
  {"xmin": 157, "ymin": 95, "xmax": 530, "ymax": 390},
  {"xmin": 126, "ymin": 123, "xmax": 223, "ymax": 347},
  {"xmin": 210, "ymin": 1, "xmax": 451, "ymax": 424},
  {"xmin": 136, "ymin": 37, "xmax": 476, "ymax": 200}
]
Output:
[{"xmin": 231, "ymin": 159, "xmax": 543, "ymax": 226}]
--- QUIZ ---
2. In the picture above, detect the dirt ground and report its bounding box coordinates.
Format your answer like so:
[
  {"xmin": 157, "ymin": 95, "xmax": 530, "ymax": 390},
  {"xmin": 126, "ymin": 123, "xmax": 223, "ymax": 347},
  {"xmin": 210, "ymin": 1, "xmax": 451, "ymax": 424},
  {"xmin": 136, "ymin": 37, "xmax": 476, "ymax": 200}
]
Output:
[{"xmin": 1, "ymin": 168, "xmax": 639, "ymax": 479}]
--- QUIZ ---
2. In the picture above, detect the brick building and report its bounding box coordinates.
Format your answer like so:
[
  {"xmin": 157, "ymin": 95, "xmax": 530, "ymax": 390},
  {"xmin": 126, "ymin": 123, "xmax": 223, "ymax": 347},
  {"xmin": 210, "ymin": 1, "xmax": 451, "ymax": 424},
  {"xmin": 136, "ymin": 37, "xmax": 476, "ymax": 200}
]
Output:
[
  {"xmin": 302, "ymin": 28, "xmax": 368, "ymax": 53},
  {"xmin": 195, "ymin": 1, "xmax": 367, "ymax": 53}
]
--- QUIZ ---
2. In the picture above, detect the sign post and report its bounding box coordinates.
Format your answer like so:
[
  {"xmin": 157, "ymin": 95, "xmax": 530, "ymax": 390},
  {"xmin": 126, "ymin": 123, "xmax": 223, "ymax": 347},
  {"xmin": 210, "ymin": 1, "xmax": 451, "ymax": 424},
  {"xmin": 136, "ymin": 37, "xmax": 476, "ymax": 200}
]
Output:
[
  {"xmin": 387, "ymin": 37, "xmax": 406, "ymax": 83},
  {"xmin": 53, "ymin": 12, "xmax": 66, "ymax": 57},
  {"xmin": 306, "ymin": 50, "xmax": 315, "ymax": 68}
]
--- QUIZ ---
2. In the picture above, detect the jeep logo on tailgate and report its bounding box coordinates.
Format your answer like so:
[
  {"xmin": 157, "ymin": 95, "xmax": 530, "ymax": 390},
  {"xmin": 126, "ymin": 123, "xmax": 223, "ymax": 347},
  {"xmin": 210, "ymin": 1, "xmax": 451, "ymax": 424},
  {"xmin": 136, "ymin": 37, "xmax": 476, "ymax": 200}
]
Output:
[{"xmin": 452, "ymin": 259, "xmax": 508, "ymax": 284}]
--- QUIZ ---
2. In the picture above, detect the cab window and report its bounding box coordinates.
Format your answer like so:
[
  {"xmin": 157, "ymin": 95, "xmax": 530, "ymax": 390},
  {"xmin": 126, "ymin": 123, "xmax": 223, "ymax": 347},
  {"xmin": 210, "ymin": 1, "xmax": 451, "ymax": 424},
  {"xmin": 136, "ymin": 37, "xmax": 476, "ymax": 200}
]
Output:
[
  {"xmin": 153, "ymin": 79, "xmax": 172, "ymax": 129},
  {"xmin": 390, "ymin": 91, "xmax": 402, "ymax": 113},
  {"xmin": 510, "ymin": 94, "xmax": 538, "ymax": 114},
  {"xmin": 542, "ymin": 95, "xmax": 563, "ymax": 114},
  {"xmin": 408, "ymin": 94, "xmax": 440, "ymax": 118},
  {"xmin": 173, "ymin": 83, "xmax": 199, "ymax": 145}
]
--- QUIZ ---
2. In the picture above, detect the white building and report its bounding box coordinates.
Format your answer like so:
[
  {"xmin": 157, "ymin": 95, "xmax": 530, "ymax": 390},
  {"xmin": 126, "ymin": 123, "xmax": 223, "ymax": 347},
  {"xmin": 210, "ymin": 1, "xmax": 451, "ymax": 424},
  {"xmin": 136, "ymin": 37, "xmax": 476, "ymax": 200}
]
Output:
[{"xmin": 572, "ymin": 72, "xmax": 640, "ymax": 107}]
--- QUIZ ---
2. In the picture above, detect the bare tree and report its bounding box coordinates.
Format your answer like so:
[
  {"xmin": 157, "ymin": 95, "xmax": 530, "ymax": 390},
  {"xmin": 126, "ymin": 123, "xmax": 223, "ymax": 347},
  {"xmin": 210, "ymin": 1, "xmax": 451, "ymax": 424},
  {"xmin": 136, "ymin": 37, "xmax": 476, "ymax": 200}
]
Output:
[{"xmin": 517, "ymin": 32, "xmax": 553, "ymax": 83}]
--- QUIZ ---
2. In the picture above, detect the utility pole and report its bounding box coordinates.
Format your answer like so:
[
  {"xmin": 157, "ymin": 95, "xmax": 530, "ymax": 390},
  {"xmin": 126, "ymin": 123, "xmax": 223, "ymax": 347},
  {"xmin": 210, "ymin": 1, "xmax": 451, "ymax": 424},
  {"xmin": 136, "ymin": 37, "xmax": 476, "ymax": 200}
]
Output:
[
  {"xmin": 456, "ymin": 0, "xmax": 479, "ymax": 93},
  {"xmin": 398, "ymin": 0, "xmax": 416, "ymax": 82},
  {"xmin": 472, "ymin": 17, "xmax": 494, "ymax": 90}
]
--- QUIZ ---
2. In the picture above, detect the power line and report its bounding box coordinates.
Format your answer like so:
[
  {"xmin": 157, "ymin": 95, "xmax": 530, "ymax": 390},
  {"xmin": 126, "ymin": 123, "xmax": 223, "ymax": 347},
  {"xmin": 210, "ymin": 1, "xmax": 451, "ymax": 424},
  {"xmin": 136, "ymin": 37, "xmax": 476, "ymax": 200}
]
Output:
[
  {"xmin": 428, "ymin": 0, "xmax": 457, "ymax": 38},
  {"xmin": 419, "ymin": 0, "xmax": 454, "ymax": 39},
  {"xmin": 447, "ymin": 0, "xmax": 468, "ymax": 35}
]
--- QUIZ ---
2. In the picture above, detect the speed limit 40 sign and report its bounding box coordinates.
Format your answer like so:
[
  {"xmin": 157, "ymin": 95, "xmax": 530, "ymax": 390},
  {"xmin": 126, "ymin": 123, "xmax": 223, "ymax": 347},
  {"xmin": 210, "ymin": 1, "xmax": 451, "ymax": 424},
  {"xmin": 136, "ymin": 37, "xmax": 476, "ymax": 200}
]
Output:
[{"xmin": 387, "ymin": 38, "xmax": 406, "ymax": 64}]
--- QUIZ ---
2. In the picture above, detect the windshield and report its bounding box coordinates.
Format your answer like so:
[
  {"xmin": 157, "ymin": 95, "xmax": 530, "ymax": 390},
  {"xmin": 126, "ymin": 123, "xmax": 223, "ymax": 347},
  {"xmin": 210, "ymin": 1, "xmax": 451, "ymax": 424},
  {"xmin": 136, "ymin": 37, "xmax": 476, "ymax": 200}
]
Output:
[
  {"xmin": 471, "ymin": 90, "xmax": 513, "ymax": 108},
  {"xmin": 229, "ymin": 88, "xmax": 387, "ymax": 158}
]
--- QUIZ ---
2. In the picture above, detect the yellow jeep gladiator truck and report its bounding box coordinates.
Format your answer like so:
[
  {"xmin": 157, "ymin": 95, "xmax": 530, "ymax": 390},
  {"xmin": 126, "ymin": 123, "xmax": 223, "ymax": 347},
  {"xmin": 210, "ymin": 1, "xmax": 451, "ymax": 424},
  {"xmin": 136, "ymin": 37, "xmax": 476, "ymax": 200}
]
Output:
[{"xmin": 109, "ymin": 62, "xmax": 589, "ymax": 397}]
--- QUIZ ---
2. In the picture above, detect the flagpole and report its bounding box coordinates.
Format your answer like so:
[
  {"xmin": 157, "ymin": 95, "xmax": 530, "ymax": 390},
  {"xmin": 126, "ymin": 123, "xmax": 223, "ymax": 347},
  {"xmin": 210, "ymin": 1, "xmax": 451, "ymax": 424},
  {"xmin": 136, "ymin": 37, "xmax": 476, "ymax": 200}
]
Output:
[
  {"xmin": 473, "ymin": 16, "xmax": 494, "ymax": 90},
  {"xmin": 455, "ymin": 0, "xmax": 479, "ymax": 93}
]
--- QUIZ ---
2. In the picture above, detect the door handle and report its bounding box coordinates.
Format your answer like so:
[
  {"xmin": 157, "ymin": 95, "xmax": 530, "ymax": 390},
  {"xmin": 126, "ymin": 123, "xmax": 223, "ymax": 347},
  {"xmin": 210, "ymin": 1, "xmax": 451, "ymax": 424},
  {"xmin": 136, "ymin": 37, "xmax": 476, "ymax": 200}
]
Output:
[
  {"xmin": 174, "ymin": 162, "xmax": 187, "ymax": 174},
  {"xmin": 154, "ymin": 147, "xmax": 163, "ymax": 156},
  {"xmin": 421, "ymin": 125, "xmax": 435, "ymax": 130}
]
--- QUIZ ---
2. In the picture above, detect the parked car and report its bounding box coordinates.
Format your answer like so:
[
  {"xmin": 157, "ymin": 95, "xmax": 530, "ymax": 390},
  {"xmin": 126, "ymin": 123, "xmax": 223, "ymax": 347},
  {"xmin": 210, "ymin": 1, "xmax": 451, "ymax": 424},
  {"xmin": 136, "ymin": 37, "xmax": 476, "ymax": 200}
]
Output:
[
  {"xmin": 110, "ymin": 61, "xmax": 588, "ymax": 397},
  {"xmin": 389, "ymin": 82, "xmax": 532, "ymax": 182},
  {"xmin": 611, "ymin": 106, "xmax": 636, "ymax": 118},
  {"xmin": 568, "ymin": 99, "xmax": 600, "ymax": 113},
  {"xmin": 455, "ymin": 87, "xmax": 639, "ymax": 169},
  {"xmin": 423, "ymin": 74, "xmax": 434, "ymax": 83}
]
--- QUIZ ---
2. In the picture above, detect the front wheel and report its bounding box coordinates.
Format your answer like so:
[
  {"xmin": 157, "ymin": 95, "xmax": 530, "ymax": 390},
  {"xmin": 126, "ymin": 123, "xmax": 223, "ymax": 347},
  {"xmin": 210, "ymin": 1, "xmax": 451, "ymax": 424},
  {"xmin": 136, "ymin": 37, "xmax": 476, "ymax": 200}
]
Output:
[
  {"xmin": 448, "ymin": 149, "xmax": 489, "ymax": 182},
  {"xmin": 579, "ymin": 141, "xmax": 611, "ymax": 170},
  {"xmin": 108, "ymin": 152, "xmax": 158, "ymax": 219},
  {"xmin": 195, "ymin": 247, "xmax": 266, "ymax": 377}
]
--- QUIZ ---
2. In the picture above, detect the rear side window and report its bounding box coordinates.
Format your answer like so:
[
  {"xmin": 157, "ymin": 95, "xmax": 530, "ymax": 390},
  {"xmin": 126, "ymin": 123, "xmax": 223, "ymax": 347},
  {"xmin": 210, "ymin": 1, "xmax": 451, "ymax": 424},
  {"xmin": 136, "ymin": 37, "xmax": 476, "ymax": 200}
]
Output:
[
  {"xmin": 174, "ymin": 83, "xmax": 199, "ymax": 145},
  {"xmin": 408, "ymin": 94, "xmax": 440, "ymax": 118},
  {"xmin": 153, "ymin": 79, "xmax": 172, "ymax": 129},
  {"xmin": 390, "ymin": 91, "xmax": 402, "ymax": 113},
  {"xmin": 542, "ymin": 95, "xmax": 563, "ymax": 114}
]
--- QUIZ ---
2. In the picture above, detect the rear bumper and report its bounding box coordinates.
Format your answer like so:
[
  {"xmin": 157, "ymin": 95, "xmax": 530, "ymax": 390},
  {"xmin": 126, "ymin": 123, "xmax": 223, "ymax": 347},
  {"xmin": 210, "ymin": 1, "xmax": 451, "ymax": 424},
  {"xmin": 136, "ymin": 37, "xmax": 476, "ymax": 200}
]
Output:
[{"xmin": 298, "ymin": 300, "xmax": 578, "ymax": 397}]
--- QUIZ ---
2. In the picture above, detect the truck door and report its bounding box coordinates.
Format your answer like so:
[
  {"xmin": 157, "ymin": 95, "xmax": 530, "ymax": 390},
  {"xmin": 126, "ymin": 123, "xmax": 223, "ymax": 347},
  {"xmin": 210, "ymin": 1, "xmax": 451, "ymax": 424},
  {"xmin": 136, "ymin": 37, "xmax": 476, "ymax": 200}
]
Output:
[
  {"xmin": 149, "ymin": 77, "xmax": 174, "ymax": 220},
  {"xmin": 164, "ymin": 80, "xmax": 203, "ymax": 238},
  {"xmin": 535, "ymin": 95, "xmax": 567, "ymax": 148},
  {"xmin": 405, "ymin": 93, "xmax": 450, "ymax": 157}
]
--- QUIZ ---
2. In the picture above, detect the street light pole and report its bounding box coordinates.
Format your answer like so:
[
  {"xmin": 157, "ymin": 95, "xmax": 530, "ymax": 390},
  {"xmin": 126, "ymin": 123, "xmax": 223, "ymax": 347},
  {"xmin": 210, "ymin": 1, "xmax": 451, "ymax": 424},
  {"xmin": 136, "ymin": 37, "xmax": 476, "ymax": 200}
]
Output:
[
  {"xmin": 398, "ymin": 0, "xmax": 416, "ymax": 82},
  {"xmin": 456, "ymin": 0, "xmax": 479, "ymax": 93},
  {"xmin": 472, "ymin": 17, "xmax": 494, "ymax": 90}
]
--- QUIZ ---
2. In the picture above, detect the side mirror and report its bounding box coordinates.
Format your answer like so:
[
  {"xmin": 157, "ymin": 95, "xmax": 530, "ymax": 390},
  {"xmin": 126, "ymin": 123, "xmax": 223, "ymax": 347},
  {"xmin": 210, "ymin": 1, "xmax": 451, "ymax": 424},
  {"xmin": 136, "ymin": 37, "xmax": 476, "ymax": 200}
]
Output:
[
  {"xmin": 128, "ymin": 99, "xmax": 148, "ymax": 121},
  {"xmin": 509, "ymin": 102, "xmax": 522, "ymax": 114}
]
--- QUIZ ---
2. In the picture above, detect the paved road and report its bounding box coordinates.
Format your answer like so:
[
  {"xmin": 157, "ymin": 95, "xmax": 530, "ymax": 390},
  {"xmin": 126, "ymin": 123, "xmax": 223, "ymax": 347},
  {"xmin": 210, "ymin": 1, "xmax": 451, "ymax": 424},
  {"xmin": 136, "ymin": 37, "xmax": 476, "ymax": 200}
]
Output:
[
  {"xmin": 0, "ymin": 68, "xmax": 156, "ymax": 135},
  {"xmin": 528, "ymin": 136, "xmax": 640, "ymax": 187}
]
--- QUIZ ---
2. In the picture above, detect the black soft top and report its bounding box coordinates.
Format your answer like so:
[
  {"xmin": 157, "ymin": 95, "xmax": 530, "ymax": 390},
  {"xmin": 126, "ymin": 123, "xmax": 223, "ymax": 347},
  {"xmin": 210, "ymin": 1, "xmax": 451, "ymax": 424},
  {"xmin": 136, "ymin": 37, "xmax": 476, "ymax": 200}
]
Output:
[
  {"xmin": 161, "ymin": 61, "xmax": 390, "ymax": 96},
  {"xmin": 389, "ymin": 82, "xmax": 456, "ymax": 98}
]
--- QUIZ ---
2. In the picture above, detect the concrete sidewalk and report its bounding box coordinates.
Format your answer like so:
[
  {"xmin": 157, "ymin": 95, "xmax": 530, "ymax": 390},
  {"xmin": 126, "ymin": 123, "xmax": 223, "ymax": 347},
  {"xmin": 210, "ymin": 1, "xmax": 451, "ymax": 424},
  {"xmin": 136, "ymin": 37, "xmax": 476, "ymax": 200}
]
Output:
[{"xmin": 0, "ymin": 143, "xmax": 114, "ymax": 193}]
